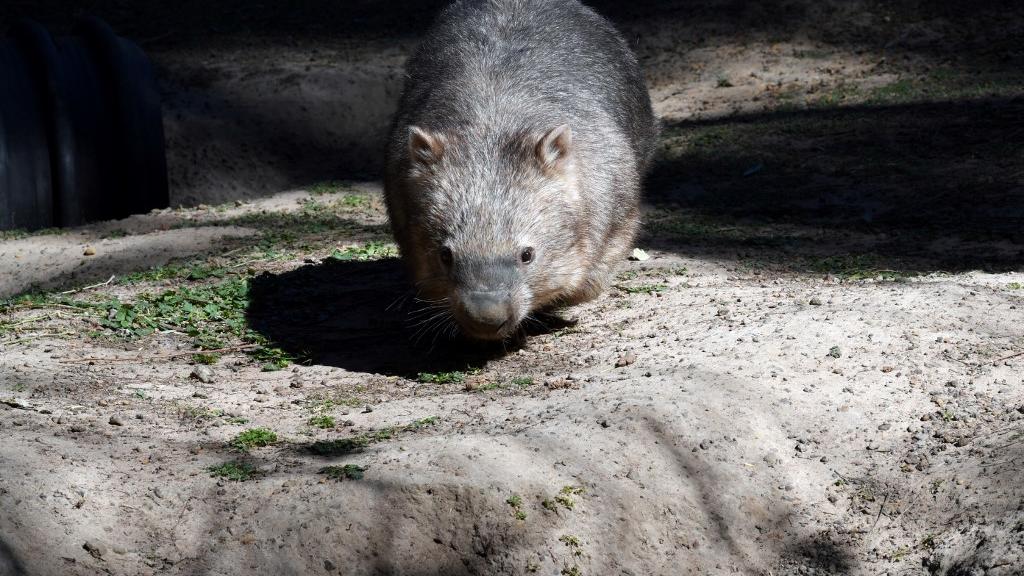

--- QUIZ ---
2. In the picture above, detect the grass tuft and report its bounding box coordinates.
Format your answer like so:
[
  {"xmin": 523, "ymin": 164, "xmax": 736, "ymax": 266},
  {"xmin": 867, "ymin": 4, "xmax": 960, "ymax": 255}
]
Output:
[{"xmin": 230, "ymin": 427, "xmax": 278, "ymax": 451}]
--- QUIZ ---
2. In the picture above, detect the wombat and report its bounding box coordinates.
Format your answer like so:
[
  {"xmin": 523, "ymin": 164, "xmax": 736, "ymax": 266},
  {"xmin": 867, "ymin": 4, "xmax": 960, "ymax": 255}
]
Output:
[{"xmin": 384, "ymin": 0, "xmax": 658, "ymax": 340}]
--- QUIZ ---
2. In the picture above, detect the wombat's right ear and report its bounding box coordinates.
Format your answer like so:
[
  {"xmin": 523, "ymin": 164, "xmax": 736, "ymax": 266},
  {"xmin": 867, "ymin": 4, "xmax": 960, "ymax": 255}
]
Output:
[{"xmin": 408, "ymin": 126, "xmax": 446, "ymax": 167}]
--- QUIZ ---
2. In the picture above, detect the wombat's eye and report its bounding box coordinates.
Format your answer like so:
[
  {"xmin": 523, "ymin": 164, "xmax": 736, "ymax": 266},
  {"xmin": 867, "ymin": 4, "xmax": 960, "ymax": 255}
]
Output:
[
  {"xmin": 520, "ymin": 247, "xmax": 535, "ymax": 264},
  {"xmin": 439, "ymin": 247, "xmax": 454, "ymax": 267}
]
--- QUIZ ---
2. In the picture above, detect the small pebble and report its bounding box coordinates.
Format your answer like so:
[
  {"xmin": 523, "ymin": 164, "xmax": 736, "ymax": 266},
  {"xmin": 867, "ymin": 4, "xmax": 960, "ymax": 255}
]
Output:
[
  {"xmin": 190, "ymin": 366, "xmax": 215, "ymax": 384},
  {"xmin": 83, "ymin": 540, "xmax": 105, "ymax": 559},
  {"xmin": 615, "ymin": 352, "xmax": 637, "ymax": 367}
]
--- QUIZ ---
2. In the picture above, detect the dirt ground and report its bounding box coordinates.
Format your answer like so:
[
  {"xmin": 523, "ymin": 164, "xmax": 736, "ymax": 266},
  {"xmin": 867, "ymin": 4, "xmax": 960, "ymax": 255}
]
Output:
[{"xmin": 2, "ymin": 1, "xmax": 1024, "ymax": 575}]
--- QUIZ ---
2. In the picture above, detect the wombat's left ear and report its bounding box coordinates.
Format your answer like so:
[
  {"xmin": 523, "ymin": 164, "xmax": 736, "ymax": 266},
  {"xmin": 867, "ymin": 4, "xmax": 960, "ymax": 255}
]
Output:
[
  {"xmin": 535, "ymin": 124, "xmax": 573, "ymax": 172},
  {"xmin": 408, "ymin": 126, "xmax": 446, "ymax": 166}
]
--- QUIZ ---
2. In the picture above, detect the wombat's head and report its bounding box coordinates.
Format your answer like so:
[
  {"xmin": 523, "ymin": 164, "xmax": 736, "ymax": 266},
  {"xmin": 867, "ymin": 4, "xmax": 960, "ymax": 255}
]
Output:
[{"xmin": 403, "ymin": 124, "xmax": 583, "ymax": 340}]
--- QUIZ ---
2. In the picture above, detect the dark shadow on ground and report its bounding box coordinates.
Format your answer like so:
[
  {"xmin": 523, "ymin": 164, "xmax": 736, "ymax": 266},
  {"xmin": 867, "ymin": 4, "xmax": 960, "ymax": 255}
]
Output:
[
  {"xmin": 5, "ymin": 0, "xmax": 1022, "ymax": 70},
  {"xmin": 0, "ymin": 538, "xmax": 26, "ymax": 576},
  {"xmin": 246, "ymin": 258, "xmax": 565, "ymax": 375},
  {"xmin": 645, "ymin": 96, "xmax": 1024, "ymax": 273}
]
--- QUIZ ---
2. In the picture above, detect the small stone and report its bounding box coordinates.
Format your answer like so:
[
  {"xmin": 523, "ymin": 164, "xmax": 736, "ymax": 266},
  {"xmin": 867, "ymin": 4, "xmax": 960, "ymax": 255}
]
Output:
[
  {"xmin": 324, "ymin": 559, "xmax": 337, "ymax": 572},
  {"xmin": 289, "ymin": 380, "xmax": 304, "ymax": 389},
  {"xmin": 615, "ymin": 352, "xmax": 637, "ymax": 367},
  {"xmin": 628, "ymin": 248, "xmax": 650, "ymax": 261},
  {"xmin": 190, "ymin": 366, "xmax": 215, "ymax": 384},
  {"xmin": 83, "ymin": 540, "xmax": 106, "ymax": 559},
  {"xmin": 599, "ymin": 420, "xmax": 610, "ymax": 428},
  {"xmin": 108, "ymin": 415, "xmax": 124, "ymax": 426},
  {"xmin": 83, "ymin": 246, "xmax": 96, "ymax": 256},
  {"xmin": 716, "ymin": 307, "xmax": 729, "ymax": 318},
  {"xmin": 809, "ymin": 297, "xmax": 822, "ymax": 306},
  {"xmin": 877, "ymin": 422, "xmax": 891, "ymax": 431},
  {"xmin": 826, "ymin": 346, "xmax": 842, "ymax": 359},
  {"xmin": 361, "ymin": 406, "xmax": 373, "ymax": 414}
]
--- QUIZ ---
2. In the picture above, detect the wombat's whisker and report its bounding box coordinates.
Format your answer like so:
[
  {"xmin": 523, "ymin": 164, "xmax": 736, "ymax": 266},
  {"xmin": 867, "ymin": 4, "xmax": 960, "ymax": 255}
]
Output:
[{"xmin": 385, "ymin": 291, "xmax": 416, "ymax": 312}]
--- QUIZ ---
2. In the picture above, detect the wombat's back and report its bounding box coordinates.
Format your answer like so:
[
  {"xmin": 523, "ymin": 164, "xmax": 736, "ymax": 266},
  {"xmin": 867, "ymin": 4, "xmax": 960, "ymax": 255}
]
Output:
[{"xmin": 390, "ymin": 0, "xmax": 658, "ymax": 171}]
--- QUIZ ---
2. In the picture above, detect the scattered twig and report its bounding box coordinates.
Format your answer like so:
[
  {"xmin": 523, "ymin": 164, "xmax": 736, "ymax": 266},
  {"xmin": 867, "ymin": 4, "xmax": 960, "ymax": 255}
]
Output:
[
  {"xmin": 59, "ymin": 344, "xmax": 261, "ymax": 363},
  {"xmin": 60, "ymin": 275, "xmax": 116, "ymax": 295},
  {"xmin": 993, "ymin": 350, "xmax": 1024, "ymax": 365},
  {"xmin": 871, "ymin": 491, "xmax": 889, "ymax": 531}
]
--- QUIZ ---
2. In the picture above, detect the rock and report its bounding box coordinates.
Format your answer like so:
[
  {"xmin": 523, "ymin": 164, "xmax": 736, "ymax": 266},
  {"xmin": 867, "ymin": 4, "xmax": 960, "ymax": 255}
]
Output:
[
  {"xmin": 826, "ymin": 346, "xmax": 842, "ymax": 359},
  {"xmin": 361, "ymin": 406, "xmax": 373, "ymax": 414},
  {"xmin": 1, "ymin": 398, "xmax": 32, "ymax": 410},
  {"xmin": 324, "ymin": 559, "xmax": 337, "ymax": 571},
  {"xmin": 877, "ymin": 422, "xmax": 891, "ymax": 431},
  {"xmin": 809, "ymin": 297, "xmax": 822, "ymax": 306},
  {"xmin": 615, "ymin": 352, "xmax": 637, "ymax": 367},
  {"xmin": 83, "ymin": 540, "xmax": 106, "ymax": 559},
  {"xmin": 108, "ymin": 415, "xmax": 124, "ymax": 426},
  {"xmin": 190, "ymin": 366, "xmax": 215, "ymax": 384},
  {"xmin": 83, "ymin": 246, "xmax": 96, "ymax": 256},
  {"xmin": 289, "ymin": 379, "xmax": 304, "ymax": 389},
  {"xmin": 628, "ymin": 248, "xmax": 650, "ymax": 261}
]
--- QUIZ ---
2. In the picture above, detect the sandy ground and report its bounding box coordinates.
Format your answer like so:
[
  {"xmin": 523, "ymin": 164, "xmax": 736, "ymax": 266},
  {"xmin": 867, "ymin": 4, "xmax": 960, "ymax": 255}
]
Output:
[
  {"xmin": 2, "ymin": 1, "xmax": 1024, "ymax": 575},
  {"xmin": 2, "ymin": 189, "xmax": 1023, "ymax": 576}
]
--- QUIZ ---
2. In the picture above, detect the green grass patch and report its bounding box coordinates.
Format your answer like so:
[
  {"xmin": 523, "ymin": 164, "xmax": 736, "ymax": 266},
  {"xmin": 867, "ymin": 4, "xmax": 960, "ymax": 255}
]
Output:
[
  {"xmin": 207, "ymin": 461, "xmax": 258, "ymax": 481},
  {"xmin": 44, "ymin": 276, "xmax": 296, "ymax": 368},
  {"xmin": 122, "ymin": 261, "xmax": 230, "ymax": 284},
  {"xmin": 308, "ymin": 181, "xmax": 353, "ymax": 196},
  {"xmin": 554, "ymin": 486, "xmax": 585, "ymax": 510},
  {"xmin": 329, "ymin": 241, "xmax": 398, "ymax": 261},
  {"xmin": 229, "ymin": 427, "xmax": 278, "ymax": 451},
  {"xmin": 0, "ymin": 227, "xmax": 63, "ymax": 241},
  {"xmin": 417, "ymin": 371, "xmax": 469, "ymax": 385},
  {"xmin": 308, "ymin": 414, "xmax": 336, "ymax": 429},
  {"xmin": 559, "ymin": 534, "xmax": 583, "ymax": 556},
  {"xmin": 319, "ymin": 464, "xmax": 367, "ymax": 480},
  {"xmin": 507, "ymin": 494, "xmax": 527, "ymax": 520},
  {"xmin": 306, "ymin": 416, "xmax": 439, "ymax": 456},
  {"xmin": 179, "ymin": 405, "xmax": 224, "ymax": 421},
  {"xmin": 807, "ymin": 254, "xmax": 912, "ymax": 281}
]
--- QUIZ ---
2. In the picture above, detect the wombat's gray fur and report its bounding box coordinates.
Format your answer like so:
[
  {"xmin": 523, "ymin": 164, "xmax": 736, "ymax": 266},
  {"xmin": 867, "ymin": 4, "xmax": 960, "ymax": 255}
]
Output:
[{"xmin": 384, "ymin": 0, "xmax": 658, "ymax": 340}]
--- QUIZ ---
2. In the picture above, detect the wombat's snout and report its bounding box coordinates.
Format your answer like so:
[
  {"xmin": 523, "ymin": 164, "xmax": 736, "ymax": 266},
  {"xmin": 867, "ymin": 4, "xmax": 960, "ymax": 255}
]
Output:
[{"xmin": 456, "ymin": 290, "xmax": 516, "ymax": 339}]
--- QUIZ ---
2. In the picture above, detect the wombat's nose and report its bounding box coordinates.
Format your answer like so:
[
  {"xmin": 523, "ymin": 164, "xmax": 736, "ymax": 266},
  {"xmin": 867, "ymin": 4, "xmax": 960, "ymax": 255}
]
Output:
[{"xmin": 460, "ymin": 291, "xmax": 513, "ymax": 333}]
